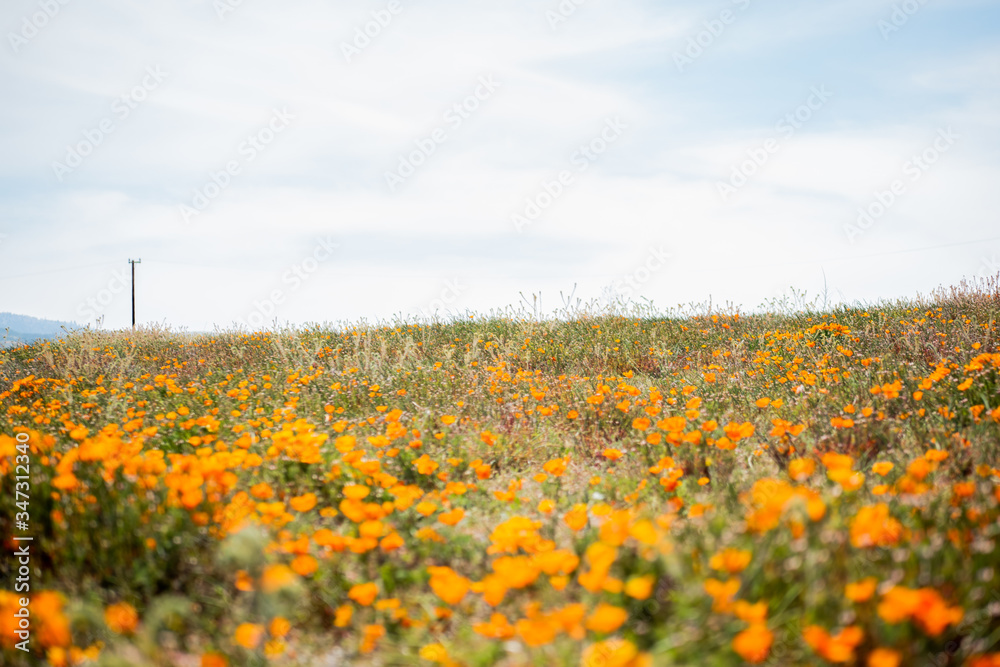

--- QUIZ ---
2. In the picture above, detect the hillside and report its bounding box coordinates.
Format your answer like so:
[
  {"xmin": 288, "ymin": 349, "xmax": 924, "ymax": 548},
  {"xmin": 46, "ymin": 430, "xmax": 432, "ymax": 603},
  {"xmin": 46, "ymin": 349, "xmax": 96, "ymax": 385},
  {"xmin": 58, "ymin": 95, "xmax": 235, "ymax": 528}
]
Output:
[
  {"xmin": 0, "ymin": 312, "xmax": 78, "ymax": 347},
  {"xmin": 0, "ymin": 279, "xmax": 998, "ymax": 666}
]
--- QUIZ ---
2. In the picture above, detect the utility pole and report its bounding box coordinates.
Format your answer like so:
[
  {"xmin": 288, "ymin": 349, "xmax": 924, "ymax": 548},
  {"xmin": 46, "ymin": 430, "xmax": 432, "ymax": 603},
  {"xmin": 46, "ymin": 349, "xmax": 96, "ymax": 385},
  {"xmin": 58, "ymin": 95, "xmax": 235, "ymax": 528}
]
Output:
[{"xmin": 129, "ymin": 259, "xmax": 141, "ymax": 328}]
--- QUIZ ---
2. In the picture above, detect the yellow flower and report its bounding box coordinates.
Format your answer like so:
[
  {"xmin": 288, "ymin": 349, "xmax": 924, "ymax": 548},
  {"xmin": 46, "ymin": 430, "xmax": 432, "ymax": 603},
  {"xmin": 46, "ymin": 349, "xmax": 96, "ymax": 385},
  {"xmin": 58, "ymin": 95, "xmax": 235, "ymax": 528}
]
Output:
[
  {"xmin": 269, "ymin": 616, "xmax": 291, "ymax": 637},
  {"xmin": 419, "ymin": 643, "xmax": 451, "ymax": 663},
  {"xmin": 581, "ymin": 639, "xmax": 647, "ymax": 667},
  {"xmin": 416, "ymin": 501, "xmax": 437, "ymax": 516},
  {"xmin": 788, "ymin": 458, "xmax": 815, "ymax": 481},
  {"xmin": 624, "ymin": 575, "xmax": 655, "ymax": 600},
  {"xmin": 264, "ymin": 638, "xmax": 286, "ymax": 657}
]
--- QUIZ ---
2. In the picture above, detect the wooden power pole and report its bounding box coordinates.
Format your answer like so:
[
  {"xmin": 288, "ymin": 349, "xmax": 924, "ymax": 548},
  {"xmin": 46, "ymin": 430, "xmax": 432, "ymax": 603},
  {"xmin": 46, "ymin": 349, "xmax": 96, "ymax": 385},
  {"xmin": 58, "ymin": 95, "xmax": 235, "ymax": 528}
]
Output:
[{"xmin": 129, "ymin": 259, "xmax": 141, "ymax": 328}]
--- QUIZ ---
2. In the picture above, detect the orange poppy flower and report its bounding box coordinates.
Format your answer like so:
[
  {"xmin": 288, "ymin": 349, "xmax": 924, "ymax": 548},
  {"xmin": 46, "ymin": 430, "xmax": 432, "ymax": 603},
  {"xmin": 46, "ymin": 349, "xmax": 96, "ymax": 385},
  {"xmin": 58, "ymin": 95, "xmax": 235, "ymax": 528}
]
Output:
[
  {"xmin": 585, "ymin": 604, "xmax": 628, "ymax": 633},
  {"xmin": 868, "ymin": 648, "xmax": 902, "ymax": 667},
  {"xmin": 260, "ymin": 564, "xmax": 298, "ymax": 593},
  {"xmin": 624, "ymin": 575, "xmax": 655, "ymax": 600},
  {"xmin": 428, "ymin": 566, "xmax": 470, "ymax": 605},
  {"xmin": 845, "ymin": 577, "xmax": 878, "ymax": 603},
  {"xmin": 291, "ymin": 554, "xmax": 318, "ymax": 576},
  {"xmin": 438, "ymin": 508, "xmax": 465, "ymax": 526},
  {"xmin": 234, "ymin": 623, "xmax": 264, "ymax": 649},
  {"xmin": 104, "ymin": 602, "xmax": 139, "ymax": 635},
  {"xmin": 269, "ymin": 616, "xmax": 291, "ymax": 638},
  {"xmin": 201, "ymin": 652, "xmax": 229, "ymax": 667},
  {"xmin": 709, "ymin": 548, "xmax": 751, "ymax": 574},
  {"xmin": 348, "ymin": 582, "xmax": 379, "ymax": 606},
  {"xmin": 289, "ymin": 493, "xmax": 317, "ymax": 512},
  {"xmin": 733, "ymin": 623, "xmax": 773, "ymax": 663}
]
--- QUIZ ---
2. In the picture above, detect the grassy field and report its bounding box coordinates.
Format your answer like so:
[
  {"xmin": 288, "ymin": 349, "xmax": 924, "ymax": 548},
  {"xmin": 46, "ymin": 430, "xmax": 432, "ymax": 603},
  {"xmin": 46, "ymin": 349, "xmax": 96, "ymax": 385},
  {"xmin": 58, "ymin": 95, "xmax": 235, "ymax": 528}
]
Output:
[{"xmin": 2, "ymin": 279, "xmax": 999, "ymax": 666}]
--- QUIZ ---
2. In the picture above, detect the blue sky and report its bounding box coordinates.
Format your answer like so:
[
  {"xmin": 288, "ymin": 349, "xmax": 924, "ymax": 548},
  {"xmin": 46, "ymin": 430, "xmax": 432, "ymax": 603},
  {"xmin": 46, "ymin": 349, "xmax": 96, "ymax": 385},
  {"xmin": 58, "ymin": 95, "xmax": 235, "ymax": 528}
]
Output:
[{"xmin": 1, "ymin": 0, "xmax": 998, "ymax": 330}]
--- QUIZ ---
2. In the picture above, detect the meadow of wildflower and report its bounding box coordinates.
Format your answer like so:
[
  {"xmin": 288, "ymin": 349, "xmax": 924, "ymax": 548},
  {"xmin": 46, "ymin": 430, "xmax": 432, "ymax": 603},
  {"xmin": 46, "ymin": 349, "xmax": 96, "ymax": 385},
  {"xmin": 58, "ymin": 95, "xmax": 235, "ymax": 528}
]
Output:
[{"xmin": 1, "ymin": 279, "xmax": 999, "ymax": 666}]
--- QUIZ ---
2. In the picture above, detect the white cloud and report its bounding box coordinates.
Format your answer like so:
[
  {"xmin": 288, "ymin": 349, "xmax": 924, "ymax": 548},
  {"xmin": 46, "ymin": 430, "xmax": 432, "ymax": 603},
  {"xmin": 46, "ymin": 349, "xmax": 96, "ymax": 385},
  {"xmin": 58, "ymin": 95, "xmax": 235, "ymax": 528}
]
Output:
[{"xmin": 1, "ymin": 0, "xmax": 998, "ymax": 329}]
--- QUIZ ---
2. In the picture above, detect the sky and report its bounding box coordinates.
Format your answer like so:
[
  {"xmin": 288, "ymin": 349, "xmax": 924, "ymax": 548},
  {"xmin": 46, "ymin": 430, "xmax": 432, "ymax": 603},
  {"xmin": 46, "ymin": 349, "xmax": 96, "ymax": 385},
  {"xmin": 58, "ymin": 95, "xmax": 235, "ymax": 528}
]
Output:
[{"xmin": 1, "ymin": 0, "xmax": 998, "ymax": 331}]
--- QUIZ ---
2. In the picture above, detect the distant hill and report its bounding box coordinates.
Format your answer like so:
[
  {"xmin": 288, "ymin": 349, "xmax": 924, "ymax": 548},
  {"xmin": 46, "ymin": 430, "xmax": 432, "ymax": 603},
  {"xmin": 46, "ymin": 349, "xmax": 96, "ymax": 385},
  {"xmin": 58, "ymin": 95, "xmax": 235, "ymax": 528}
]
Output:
[{"xmin": 0, "ymin": 312, "xmax": 79, "ymax": 347}]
